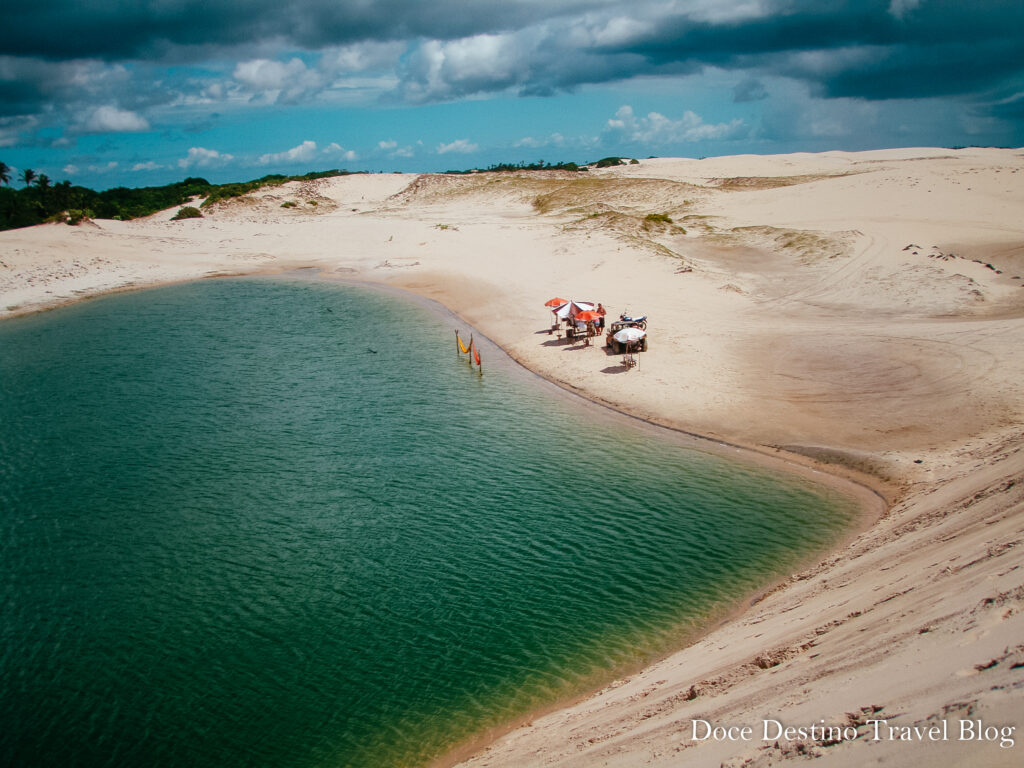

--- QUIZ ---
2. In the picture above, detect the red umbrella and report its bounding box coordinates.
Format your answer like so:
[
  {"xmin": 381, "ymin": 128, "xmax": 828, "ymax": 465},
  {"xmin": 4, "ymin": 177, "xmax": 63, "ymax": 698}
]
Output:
[
  {"xmin": 544, "ymin": 296, "xmax": 569, "ymax": 307},
  {"xmin": 575, "ymin": 310, "xmax": 601, "ymax": 323}
]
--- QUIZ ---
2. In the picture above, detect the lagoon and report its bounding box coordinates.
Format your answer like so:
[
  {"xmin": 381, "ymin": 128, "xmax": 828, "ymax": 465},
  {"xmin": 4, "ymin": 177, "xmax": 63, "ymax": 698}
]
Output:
[{"xmin": 0, "ymin": 278, "xmax": 857, "ymax": 767}]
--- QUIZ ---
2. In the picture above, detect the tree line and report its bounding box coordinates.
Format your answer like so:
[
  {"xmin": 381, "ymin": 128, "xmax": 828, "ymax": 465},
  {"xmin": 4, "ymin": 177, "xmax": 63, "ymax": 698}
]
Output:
[
  {"xmin": 441, "ymin": 157, "xmax": 642, "ymax": 174},
  {"xmin": 0, "ymin": 162, "xmax": 351, "ymax": 231}
]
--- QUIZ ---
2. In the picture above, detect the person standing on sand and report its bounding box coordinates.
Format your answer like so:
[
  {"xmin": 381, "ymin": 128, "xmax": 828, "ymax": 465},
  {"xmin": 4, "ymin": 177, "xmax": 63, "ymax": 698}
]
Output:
[{"xmin": 596, "ymin": 303, "xmax": 607, "ymax": 330}]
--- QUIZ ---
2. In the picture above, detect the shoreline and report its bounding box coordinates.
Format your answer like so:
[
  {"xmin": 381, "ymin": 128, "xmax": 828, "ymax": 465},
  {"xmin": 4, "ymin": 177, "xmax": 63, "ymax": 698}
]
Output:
[
  {"xmin": 312, "ymin": 269, "xmax": 898, "ymax": 504},
  {"xmin": 3, "ymin": 149, "xmax": 1022, "ymax": 766}
]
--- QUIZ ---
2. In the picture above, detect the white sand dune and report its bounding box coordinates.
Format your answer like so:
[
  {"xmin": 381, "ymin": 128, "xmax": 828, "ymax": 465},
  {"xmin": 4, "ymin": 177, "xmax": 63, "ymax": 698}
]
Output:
[{"xmin": 2, "ymin": 147, "xmax": 1023, "ymax": 766}]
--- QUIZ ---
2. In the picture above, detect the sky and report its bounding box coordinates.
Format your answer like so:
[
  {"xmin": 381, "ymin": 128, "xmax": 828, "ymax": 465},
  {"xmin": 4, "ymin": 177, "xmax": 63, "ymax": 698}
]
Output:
[{"xmin": 1, "ymin": 0, "xmax": 1022, "ymax": 189}]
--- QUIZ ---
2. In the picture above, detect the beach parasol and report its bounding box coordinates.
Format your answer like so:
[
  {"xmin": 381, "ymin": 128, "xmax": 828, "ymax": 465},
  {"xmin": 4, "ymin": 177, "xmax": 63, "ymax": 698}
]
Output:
[
  {"xmin": 544, "ymin": 296, "xmax": 569, "ymax": 307},
  {"xmin": 575, "ymin": 310, "xmax": 602, "ymax": 323},
  {"xmin": 613, "ymin": 326, "xmax": 646, "ymax": 344},
  {"xmin": 554, "ymin": 300, "xmax": 595, "ymax": 320}
]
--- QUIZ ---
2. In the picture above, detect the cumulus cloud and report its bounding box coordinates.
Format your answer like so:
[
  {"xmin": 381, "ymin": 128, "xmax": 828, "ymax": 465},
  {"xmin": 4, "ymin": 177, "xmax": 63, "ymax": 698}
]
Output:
[
  {"xmin": 234, "ymin": 58, "xmax": 324, "ymax": 103},
  {"xmin": 323, "ymin": 141, "xmax": 358, "ymax": 161},
  {"xmin": 515, "ymin": 132, "xmax": 566, "ymax": 148},
  {"xmin": 437, "ymin": 138, "xmax": 478, "ymax": 154},
  {"xmin": 178, "ymin": 146, "xmax": 235, "ymax": 169},
  {"xmin": 377, "ymin": 139, "xmax": 413, "ymax": 158},
  {"xmin": 320, "ymin": 41, "xmax": 405, "ymax": 74},
  {"xmin": 81, "ymin": 105, "xmax": 150, "ymax": 133},
  {"xmin": 401, "ymin": 35, "xmax": 522, "ymax": 101},
  {"xmin": 259, "ymin": 140, "xmax": 319, "ymax": 165},
  {"xmin": 397, "ymin": 26, "xmax": 646, "ymax": 102},
  {"xmin": 606, "ymin": 105, "xmax": 745, "ymax": 143},
  {"xmin": 255, "ymin": 139, "xmax": 357, "ymax": 166},
  {"xmin": 131, "ymin": 161, "xmax": 163, "ymax": 171}
]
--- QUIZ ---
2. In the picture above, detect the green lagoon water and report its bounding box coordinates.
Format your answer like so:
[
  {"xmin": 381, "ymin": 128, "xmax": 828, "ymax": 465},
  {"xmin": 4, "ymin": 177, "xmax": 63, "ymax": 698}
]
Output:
[{"xmin": 0, "ymin": 278, "xmax": 857, "ymax": 767}]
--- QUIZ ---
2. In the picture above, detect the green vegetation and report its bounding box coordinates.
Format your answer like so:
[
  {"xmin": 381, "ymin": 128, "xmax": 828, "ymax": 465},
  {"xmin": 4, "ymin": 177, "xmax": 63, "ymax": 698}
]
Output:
[
  {"xmin": 591, "ymin": 156, "xmax": 627, "ymax": 168},
  {"xmin": 0, "ymin": 166, "xmax": 354, "ymax": 231},
  {"xmin": 281, "ymin": 200, "xmax": 298, "ymax": 208},
  {"xmin": 46, "ymin": 208, "xmax": 95, "ymax": 225},
  {"xmin": 445, "ymin": 160, "xmax": 583, "ymax": 174},
  {"xmin": 642, "ymin": 212, "xmax": 685, "ymax": 235},
  {"xmin": 170, "ymin": 206, "xmax": 203, "ymax": 221},
  {"xmin": 201, "ymin": 175, "xmax": 285, "ymax": 207}
]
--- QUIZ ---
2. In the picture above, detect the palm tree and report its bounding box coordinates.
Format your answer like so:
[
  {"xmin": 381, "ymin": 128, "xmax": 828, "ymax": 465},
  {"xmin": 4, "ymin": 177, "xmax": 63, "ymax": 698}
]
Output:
[
  {"xmin": 21, "ymin": 168, "xmax": 36, "ymax": 187},
  {"xmin": 36, "ymin": 174, "xmax": 51, "ymax": 190},
  {"xmin": 0, "ymin": 161, "xmax": 10, "ymax": 186}
]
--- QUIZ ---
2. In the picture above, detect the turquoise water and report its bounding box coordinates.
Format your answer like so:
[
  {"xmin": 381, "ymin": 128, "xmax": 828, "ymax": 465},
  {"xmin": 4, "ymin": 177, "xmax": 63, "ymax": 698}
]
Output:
[{"xmin": 0, "ymin": 278, "xmax": 857, "ymax": 767}]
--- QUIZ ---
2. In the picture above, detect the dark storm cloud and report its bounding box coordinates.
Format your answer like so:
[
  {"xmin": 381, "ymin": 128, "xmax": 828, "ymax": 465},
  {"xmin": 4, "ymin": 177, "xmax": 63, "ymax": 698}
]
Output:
[
  {"xmin": 819, "ymin": 38, "xmax": 1024, "ymax": 100},
  {"xmin": 4, "ymin": 1, "xmax": 1021, "ymax": 103},
  {"xmin": 610, "ymin": 0, "xmax": 1024, "ymax": 101},
  {"xmin": 0, "ymin": 0, "xmax": 615, "ymax": 60},
  {"xmin": 989, "ymin": 94, "xmax": 1024, "ymax": 121},
  {"xmin": 0, "ymin": 78, "xmax": 46, "ymax": 116},
  {"xmin": 389, "ymin": 0, "xmax": 1024, "ymax": 107}
]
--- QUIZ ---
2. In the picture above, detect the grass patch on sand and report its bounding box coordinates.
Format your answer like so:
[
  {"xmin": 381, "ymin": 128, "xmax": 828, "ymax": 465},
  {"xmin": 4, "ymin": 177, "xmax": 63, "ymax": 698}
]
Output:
[
  {"xmin": 713, "ymin": 225, "xmax": 854, "ymax": 265},
  {"xmin": 388, "ymin": 172, "xmax": 578, "ymax": 207},
  {"xmin": 533, "ymin": 177, "xmax": 701, "ymax": 215},
  {"xmin": 566, "ymin": 210, "xmax": 690, "ymax": 266},
  {"xmin": 704, "ymin": 173, "xmax": 857, "ymax": 191},
  {"xmin": 170, "ymin": 206, "xmax": 203, "ymax": 221},
  {"xmin": 644, "ymin": 212, "xmax": 673, "ymax": 224}
]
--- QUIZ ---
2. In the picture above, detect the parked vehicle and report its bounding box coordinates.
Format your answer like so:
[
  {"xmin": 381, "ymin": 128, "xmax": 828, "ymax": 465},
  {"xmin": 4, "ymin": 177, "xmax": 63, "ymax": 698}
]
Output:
[
  {"xmin": 606, "ymin": 318, "xmax": 648, "ymax": 353},
  {"xmin": 617, "ymin": 312, "xmax": 647, "ymax": 330}
]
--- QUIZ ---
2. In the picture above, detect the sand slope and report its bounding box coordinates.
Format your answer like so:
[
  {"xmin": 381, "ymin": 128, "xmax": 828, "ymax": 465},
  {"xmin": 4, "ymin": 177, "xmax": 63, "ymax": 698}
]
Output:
[{"xmin": 2, "ymin": 148, "xmax": 1023, "ymax": 765}]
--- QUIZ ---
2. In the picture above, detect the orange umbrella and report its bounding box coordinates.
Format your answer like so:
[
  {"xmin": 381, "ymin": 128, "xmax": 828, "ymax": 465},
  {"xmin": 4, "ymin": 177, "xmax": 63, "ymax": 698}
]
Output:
[
  {"xmin": 575, "ymin": 310, "xmax": 601, "ymax": 323},
  {"xmin": 545, "ymin": 296, "xmax": 569, "ymax": 307}
]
